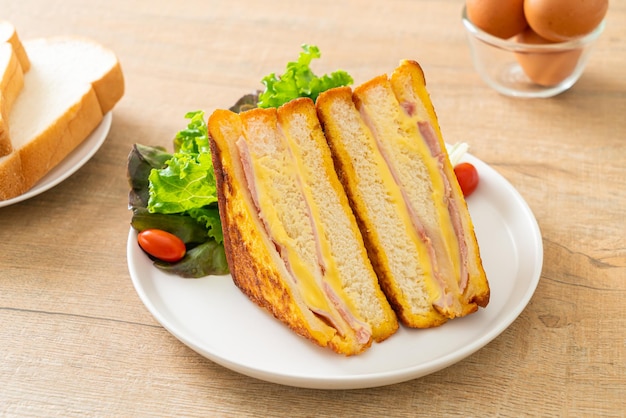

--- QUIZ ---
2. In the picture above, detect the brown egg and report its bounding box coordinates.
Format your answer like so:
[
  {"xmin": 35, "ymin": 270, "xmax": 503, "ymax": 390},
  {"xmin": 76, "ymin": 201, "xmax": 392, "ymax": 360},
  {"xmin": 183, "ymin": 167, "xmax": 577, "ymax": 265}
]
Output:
[
  {"xmin": 514, "ymin": 27, "xmax": 583, "ymax": 86},
  {"xmin": 524, "ymin": 0, "xmax": 608, "ymax": 42},
  {"xmin": 466, "ymin": 0, "xmax": 528, "ymax": 39}
]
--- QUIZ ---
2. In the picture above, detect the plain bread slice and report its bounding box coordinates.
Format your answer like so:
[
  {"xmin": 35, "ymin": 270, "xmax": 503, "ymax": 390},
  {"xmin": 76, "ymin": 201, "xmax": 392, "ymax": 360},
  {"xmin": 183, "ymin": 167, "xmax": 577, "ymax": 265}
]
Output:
[
  {"xmin": 0, "ymin": 37, "xmax": 124, "ymax": 200},
  {"xmin": 0, "ymin": 21, "xmax": 29, "ymax": 157}
]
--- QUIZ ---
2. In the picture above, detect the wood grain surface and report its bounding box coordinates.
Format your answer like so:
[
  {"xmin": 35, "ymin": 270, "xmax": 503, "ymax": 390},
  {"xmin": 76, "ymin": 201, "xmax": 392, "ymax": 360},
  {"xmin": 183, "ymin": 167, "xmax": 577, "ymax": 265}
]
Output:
[{"xmin": 1, "ymin": 0, "xmax": 625, "ymax": 416}]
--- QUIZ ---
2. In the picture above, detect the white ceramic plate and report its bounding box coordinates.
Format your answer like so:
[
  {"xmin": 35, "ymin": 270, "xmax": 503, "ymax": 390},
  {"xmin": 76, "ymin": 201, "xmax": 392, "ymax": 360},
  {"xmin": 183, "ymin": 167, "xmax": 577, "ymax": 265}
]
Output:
[
  {"xmin": 127, "ymin": 153, "xmax": 543, "ymax": 389},
  {"xmin": 0, "ymin": 112, "xmax": 112, "ymax": 208}
]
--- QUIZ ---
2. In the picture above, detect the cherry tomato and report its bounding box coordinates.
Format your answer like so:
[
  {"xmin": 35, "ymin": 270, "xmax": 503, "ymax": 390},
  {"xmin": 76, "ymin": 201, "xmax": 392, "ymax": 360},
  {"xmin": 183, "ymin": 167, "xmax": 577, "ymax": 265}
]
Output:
[
  {"xmin": 137, "ymin": 229, "xmax": 186, "ymax": 263},
  {"xmin": 454, "ymin": 162, "xmax": 479, "ymax": 197}
]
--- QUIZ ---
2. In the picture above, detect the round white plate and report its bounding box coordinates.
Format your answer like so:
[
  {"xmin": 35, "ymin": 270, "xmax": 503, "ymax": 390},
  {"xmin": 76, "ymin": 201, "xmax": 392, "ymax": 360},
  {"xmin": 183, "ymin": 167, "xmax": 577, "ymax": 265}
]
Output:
[
  {"xmin": 0, "ymin": 112, "xmax": 112, "ymax": 208},
  {"xmin": 127, "ymin": 153, "xmax": 543, "ymax": 389}
]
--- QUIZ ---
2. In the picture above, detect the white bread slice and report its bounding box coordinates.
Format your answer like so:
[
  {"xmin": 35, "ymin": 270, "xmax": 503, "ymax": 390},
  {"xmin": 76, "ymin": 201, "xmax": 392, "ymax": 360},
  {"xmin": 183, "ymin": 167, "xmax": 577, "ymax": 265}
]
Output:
[
  {"xmin": 0, "ymin": 37, "xmax": 124, "ymax": 200},
  {"xmin": 0, "ymin": 21, "xmax": 30, "ymax": 157},
  {"xmin": 208, "ymin": 98, "xmax": 398, "ymax": 355}
]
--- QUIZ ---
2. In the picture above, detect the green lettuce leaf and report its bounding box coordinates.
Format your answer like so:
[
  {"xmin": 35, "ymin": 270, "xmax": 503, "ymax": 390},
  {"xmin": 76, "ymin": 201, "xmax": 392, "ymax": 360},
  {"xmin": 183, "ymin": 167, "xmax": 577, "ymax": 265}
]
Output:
[
  {"xmin": 153, "ymin": 240, "xmax": 229, "ymax": 277},
  {"xmin": 229, "ymin": 92, "xmax": 260, "ymax": 113},
  {"xmin": 147, "ymin": 151, "xmax": 217, "ymax": 214},
  {"xmin": 173, "ymin": 110, "xmax": 210, "ymax": 154},
  {"xmin": 257, "ymin": 44, "xmax": 353, "ymax": 108},
  {"xmin": 127, "ymin": 144, "xmax": 172, "ymax": 209},
  {"xmin": 187, "ymin": 206, "xmax": 223, "ymax": 244},
  {"xmin": 146, "ymin": 110, "xmax": 224, "ymax": 249},
  {"xmin": 130, "ymin": 207, "xmax": 209, "ymax": 245},
  {"xmin": 128, "ymin": 112, "xmax": 228, "ymax": 278}
]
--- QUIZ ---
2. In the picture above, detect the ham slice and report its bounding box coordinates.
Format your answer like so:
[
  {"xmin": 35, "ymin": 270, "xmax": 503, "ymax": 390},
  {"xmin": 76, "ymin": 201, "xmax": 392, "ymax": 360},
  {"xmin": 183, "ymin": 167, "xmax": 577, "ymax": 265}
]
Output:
[{"xmin": 234, "ymin": 106, "xmax": 378, "ymax": 349}]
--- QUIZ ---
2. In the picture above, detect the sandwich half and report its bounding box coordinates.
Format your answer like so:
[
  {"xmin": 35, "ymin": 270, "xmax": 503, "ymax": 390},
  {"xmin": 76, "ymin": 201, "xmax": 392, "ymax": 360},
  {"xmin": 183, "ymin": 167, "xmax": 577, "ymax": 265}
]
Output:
[
  {"xmin": 316, "ymin": 60, "xmax": 490, "ymax": 328},
  {"xmin": 208, "ymin": 98, "xmax": 398, "ymax": 355}
]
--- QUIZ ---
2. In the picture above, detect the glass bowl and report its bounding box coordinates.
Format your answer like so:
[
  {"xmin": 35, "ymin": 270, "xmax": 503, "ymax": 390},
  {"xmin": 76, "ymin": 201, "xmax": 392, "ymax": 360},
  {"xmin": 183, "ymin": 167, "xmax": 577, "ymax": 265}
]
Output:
[{"xmin": 462, "ymin": 5, "xmax": 605, "ymax": 98}]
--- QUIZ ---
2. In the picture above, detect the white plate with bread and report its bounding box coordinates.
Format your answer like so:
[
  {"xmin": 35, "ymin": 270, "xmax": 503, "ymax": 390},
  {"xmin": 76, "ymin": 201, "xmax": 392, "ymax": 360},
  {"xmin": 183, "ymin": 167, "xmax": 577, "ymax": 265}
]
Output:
[
  {"xmin": 1, "ymin": 21, "xmax": 123, "ymax": 206},
  {"xmin": 0, "ymin": 112, "xmax": 111, "ymax": 207},
  {"xmin": 127, "ymin": 151, "xmax": 543, "ymax": 389}
]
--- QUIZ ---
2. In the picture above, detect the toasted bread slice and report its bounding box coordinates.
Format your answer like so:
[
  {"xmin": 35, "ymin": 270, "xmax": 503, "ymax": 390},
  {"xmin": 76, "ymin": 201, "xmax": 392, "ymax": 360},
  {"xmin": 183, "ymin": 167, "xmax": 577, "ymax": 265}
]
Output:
[
  {"xmin": 317, "ymin": 60, "xmax": 489, "ymax": 327},
  {"xmin": 0, "ymin": 21, "xmax": 30, "ymax": 157},
  {"xmin": 276, "ymin": 98, "xmax": 398, "ymax": 343},
  {"xmin": 0, "ymin": 37, "xmax": 124, "ymax": 200},
  {"xmin": 389, "ymin": 60, "xmax": 489, "ymax": 311},
  {"xmin": 208, "ymin": 98, "xmax": 397, "ymax": 355}
]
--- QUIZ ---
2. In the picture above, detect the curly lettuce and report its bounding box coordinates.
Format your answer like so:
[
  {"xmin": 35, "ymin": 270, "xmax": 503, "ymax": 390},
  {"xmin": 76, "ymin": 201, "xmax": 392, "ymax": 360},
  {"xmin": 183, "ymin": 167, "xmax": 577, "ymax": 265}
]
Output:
[
  {"xmin": 257, "ymin": 44, "xmax": 353, "ymax": 108},
  {"xmin": 148, "ymin": 151, "xmax": 217, "ymax": 214},
  {"xmin": 146, "ymin": 111, "xmax": 222, "ymax": 244}
]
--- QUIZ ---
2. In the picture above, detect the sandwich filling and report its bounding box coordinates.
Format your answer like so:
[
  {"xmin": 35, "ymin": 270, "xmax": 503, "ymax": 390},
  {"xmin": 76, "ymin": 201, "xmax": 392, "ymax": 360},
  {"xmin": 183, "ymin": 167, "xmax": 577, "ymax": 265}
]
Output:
[
  {"xmin": 415, "ymin": 119, "xmax": 469, "ymax": 294},
  {"xmin": 235, "ymin": 111, "xmax": 372, "ymax": 345},
  {"xmin": 355, "ymin": 81, "xmax": 468, "ymax": 317}
]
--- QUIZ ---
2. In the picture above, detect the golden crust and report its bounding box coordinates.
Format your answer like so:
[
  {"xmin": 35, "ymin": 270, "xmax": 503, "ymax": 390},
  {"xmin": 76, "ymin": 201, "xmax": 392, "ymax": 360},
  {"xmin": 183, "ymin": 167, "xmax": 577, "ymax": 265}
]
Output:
[
  {"xmin": 0, "ymin": 40, "xmax": 25, "ymax": 156},
  {"xmin": 0, "ymin": 21, "xmax": 30, "ymax": 71}
]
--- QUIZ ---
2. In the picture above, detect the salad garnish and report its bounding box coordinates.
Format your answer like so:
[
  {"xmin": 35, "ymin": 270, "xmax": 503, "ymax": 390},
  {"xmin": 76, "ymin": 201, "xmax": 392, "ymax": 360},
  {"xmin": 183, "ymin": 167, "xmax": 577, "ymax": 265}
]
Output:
[
  {"xmin": 127, "ymin": 112, "xmax": 228, "ymax": 277},
  {"xmin": 257, "ymin": 44, "xmax": 354, "ymax": 108}
]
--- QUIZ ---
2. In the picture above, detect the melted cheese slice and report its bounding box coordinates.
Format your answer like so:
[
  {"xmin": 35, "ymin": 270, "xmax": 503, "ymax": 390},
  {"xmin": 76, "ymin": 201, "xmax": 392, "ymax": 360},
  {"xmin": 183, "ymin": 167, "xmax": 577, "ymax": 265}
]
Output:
[
  {"xmin": 357, "ymin": 81, "xmax": 463, "ymax": 314},
  {"xmin": 238, "ymin": 110, "xmax": 358, "ymax": 338}
]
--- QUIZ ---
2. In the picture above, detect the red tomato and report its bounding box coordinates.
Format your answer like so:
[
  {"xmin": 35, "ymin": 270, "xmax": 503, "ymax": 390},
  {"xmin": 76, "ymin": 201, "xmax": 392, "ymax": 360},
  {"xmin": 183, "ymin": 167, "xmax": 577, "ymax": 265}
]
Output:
[
  {"xmin": 137, "ymin": 229, "xmax": 186, "ymax": 263},
  {"xmin": 454, "ymin": 162, "xmax": 479, "ymax": 197}
]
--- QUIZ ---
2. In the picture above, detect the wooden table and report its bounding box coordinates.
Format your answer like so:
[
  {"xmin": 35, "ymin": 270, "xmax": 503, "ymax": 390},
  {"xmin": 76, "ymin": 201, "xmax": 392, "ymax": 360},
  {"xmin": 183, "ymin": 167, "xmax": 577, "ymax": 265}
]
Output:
[{"xmin": 2, "ymin": 0, "xmax": 625, "ymax": 415}]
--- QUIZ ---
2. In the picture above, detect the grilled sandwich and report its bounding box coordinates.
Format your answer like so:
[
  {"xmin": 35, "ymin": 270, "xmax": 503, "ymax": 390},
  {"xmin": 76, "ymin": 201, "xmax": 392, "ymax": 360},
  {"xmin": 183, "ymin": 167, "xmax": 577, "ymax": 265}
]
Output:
[
  {"xmin": 207, "ymin": 59, "xmax": 489, "ymax": 354},
  {"xmin": 208, "ymin": 98, "xmax": 399, "ymax": 356},
  {"xmin": 317, "ymin": 60, "xmax": 489, "ymax": 328}
]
